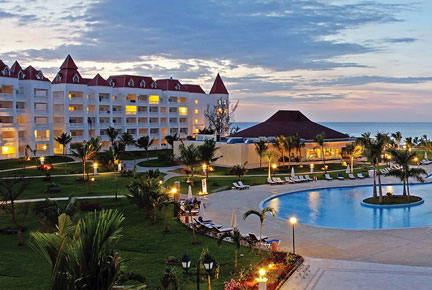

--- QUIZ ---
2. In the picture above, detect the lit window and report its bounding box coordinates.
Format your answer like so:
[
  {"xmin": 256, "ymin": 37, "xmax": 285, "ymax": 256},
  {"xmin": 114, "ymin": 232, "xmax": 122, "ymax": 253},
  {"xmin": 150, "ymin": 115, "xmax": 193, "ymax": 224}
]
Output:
[
  {"xmin": 195, "ymin": 100, "xmax": 198, "ymax": 104},
  {"xmin": 69, "ymin": 106, "xmax": 75, "ymax": 111},
  {"xmin": 195, "ymin": 119, "xmax": 198, "ymax": 124},
  {"xmin": 68, "ymin": 94, "xmax": 72, "ymax": 99},
  {"xmin": 126, "ymin": 106, "xmax": 137, "ymax": 115},
  {"xmin": 195, "ymin": 129, "xmax": 199, "ymax": 133},
  {"xmin": 46, "ymin": 130, "xmax": 50, "ymax": 137},
  {"xmin": 179, "ymin": 107, "xmax": 187, "ymax": 115},
  {"xmin": 42, "ymin": 145, "xmax": 47, "ymax": 151},
  {"xmin": 194, "ymin": 109, "xmax": 198, "ymax": 114},
  {"xmin": 149, "ymin": 95, "xmax": 159, "ymax": 104},
  {"xmin": 2, "ymin": 146, "xmax": 9, "ymax": 154},
  {"xmin": 34, "ymin": 130, "xmax": 38, "ymax": 138}
]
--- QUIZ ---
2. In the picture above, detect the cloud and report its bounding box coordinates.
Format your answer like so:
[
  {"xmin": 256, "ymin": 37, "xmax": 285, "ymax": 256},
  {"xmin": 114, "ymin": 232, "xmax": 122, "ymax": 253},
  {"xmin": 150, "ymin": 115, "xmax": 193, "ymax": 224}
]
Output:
[
  {"xmin": 313, "ymin": 76, "xmax": 432, "ymax": 86},
  {"xmin": 384, "ymin": 37, "xmax": 416, "ymax": 43}
]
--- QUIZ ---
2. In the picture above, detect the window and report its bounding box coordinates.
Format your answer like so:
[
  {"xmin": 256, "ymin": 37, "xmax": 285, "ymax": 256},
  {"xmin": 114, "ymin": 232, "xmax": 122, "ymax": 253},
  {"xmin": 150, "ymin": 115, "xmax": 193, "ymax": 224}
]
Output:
[
  {"xmin": 2, "ymin": 67, "xmax": 9, "ymax": 76},
  {"xmin": 36, "ymin": 71, "xmax": 43, "ymax": 80},
  {"xmin": 151, "ymin": 82, "xmax": 157, "ymax": 89},
  {"xmin": 179, "ymin": 107, "xmax": 187, "ymax": 116},
  {"xmin": 72, "ymin": 74, "xmax": 79, "ymax": 83},
  {"xmin": 110, "ymin": 80, "xmax": 115, "ymax": 87},
  {"xmin": 195, "ymin": 119, "xmax": 198, "ymax": 124},
  {"xmin": 140, "ymin": 80, "xmax": 146, "ymax": 87},
  {"xmin": 18, "ymin": 71, "xmax": 24, "ymax": 79},
  {"xmin": 194, "ymin": 109, "xmax": 198, "ymax": 114},
  {"xmin": 149, "ymin": 95, "xmax": 159, "ymax": 104},
  {"xmin": 195, "ymin": 100, "xmax": 198, "ymax": 104},
  {"xmin": 126, "ymin": 106, "xmax": 137, "ymax": 115},
  {"xmin": 69, "ymin": 106, "xmax": 75, "ymax": 111},
  {"xmin": 55, "ymin": 74, "xmax": 62, "ymax": 82},
  {"xmin": 128, "ymin": 79, "xmax": 134, "ymax": 87},
  {"xmin": 175, "ymin": 83, "xmax": 181, "ymax": 91}
]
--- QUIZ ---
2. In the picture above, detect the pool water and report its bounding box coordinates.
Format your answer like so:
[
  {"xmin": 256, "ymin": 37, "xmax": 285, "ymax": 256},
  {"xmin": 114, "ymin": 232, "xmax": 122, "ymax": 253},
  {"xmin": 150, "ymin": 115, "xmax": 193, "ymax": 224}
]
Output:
[{"xmin": 262, "ymin": 184, "xmax": 432, "ymax": 230}]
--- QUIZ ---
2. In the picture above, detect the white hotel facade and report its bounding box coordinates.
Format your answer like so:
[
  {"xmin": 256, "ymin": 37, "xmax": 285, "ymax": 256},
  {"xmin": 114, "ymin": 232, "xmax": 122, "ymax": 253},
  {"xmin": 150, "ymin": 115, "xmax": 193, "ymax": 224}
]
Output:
[{"xmin": 0, "ymin": 55, "xmax": 229, "ymax": 159}]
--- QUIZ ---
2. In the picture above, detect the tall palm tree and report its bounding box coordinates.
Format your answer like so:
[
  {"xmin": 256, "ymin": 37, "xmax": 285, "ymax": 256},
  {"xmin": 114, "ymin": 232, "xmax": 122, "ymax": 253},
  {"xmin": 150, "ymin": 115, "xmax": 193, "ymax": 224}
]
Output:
[
  {"xmin": 363, "ymin": 137, "xmax": 385, "ymax": 199},
  {"xmin": 54, "ymin": 132, "xmax": 72, "ymax": 156},
  {"xmin": 343, "ymin": 143, "xmax": 362, "ymax": 173},
  {"xmin": 405, "ymin": 137, "xmax": 413, "ymax": 150},
  {"xmin": 263, "ymin": 151, "xmax": 277, "ymax": 179},
  {"xmin": 30, "ymin": 210, "xmax": 138, "ymax": 290},
  {"xmin": 217, "ymin": 229, "xmax": 252, "ymax": 274},
  {"xmin": 136, "ymin": 136, "xmax": 154, "ymax": 159},
  {"xmin": 229, "ymin": 162, "xmax": 248, "ymax": 180},
  {"xmin": 391, "ymin": 131, "xmax": 402, "ymax": 150},
  {"xmin": 284, "ymin": 135, "xmax": 295, "ymax": 168},
  {"xmin": 243, "ymin": 207, "xmax": 276, "ymax": 255},
  {"xmin": 164, "ymin": 134, "xmax": 179, "ymax": 149},
  {"xmin": 106, "ymin": 126, "xmax": 119, "ymax": 146},
  {"xmin": 178, "ymin": 142, "xmax": 200, "ymax": 186},
  {"xmin": 314, "ymin": 132, "xmax": 326, "ymax": 173},
  {"xmin": 119, "ymin": 132, "xmax": 135, "ymax": 148},
  {"xmin": 70, "ymin": 137, "xmax": 101, "ymax": 181},
  {"xmin": 406, "ymin": 167, "xmax": 426, "ymax": 200},
  {"xmin": 293, "ymin": 133, "xmax": 305, "ymax": 167},
  {"xmin": 273, "ymin": 136, "xmax": 286, "ymax": 167},
  {"xmin": 255, "ymin": 140, "xmax": 268, "ymax": 168}
]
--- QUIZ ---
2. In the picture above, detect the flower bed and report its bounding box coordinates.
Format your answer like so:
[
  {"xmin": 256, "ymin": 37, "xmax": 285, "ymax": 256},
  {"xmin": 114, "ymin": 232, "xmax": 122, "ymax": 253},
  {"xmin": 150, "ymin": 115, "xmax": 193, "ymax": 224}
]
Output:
[{"xmin": 224, "ymin": 251, "xmax": 303, "ymax": 290}]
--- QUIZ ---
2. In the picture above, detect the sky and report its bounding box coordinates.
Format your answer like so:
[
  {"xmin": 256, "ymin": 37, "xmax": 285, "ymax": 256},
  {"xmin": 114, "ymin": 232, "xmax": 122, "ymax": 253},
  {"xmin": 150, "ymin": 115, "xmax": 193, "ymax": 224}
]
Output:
[{"xmin": 0, "ymin": 0, "xmax": 431, "ymax": 122}]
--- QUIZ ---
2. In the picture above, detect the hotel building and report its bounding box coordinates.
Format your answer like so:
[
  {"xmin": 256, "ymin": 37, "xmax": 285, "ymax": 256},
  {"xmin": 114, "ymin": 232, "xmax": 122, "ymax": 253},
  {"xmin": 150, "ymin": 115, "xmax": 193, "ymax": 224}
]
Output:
[{"xmin": 0, "ymin": 55, "xmax": 229, "ymax": 159}]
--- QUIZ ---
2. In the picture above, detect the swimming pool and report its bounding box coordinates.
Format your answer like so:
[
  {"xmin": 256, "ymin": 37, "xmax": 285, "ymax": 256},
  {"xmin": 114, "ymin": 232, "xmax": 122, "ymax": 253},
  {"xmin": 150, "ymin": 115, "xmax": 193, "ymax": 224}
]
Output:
[{"xmin": 262, "ymin": 183, "xmax": 432, "ymax": 230}]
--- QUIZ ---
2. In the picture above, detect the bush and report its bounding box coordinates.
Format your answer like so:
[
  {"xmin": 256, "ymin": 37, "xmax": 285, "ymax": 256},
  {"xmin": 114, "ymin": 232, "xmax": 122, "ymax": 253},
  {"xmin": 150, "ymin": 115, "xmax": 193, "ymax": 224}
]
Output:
[
  {"xmin": 44, "ymin": 182, "xmax": 61, "ymax": 194},
  {"xmin": 158, "ymin": 151, "xmax": 175, "ymax": 165},
  {"xmin": 79, "ymin": 201, "xmax": 101, "ymax": 211}
]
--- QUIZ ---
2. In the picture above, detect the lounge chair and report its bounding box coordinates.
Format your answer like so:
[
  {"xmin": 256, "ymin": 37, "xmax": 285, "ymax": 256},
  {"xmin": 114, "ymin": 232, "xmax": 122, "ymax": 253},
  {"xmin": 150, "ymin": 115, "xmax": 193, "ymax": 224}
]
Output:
[
  {"xmin": 271, "ymin": 177, "xmax": 283, "ymax": 184},
  {"xmin": 305, "ymin": 175, "xmax": 314, "ymax": 182},
  {"xmin": 238, "ymin": 181, "xmax": 250, "ymax": 189},
  {"xmin": 348, "ymin": 174, "xmax": 356, "ymax": 180},
  {"xmin": 325, "ymin": 174, "xmax": 333, "ymax": 181},
  {"xmin": 213, "ymin": 226, "xmax": 234, "ymax": 236},
  {"xmin": 198, "ymin": 216, "xmax": 213, "ymax": 223},
  {"xmin": 292, "ymin": 176, "xmax": 304, "ymax": 183},
  {"xmin": 263, "ymin": 239, "xmax": 281, "ymax": 248},
  {"xmin": 232, "ymin": 182, "xmax": 246, "ymax": 190},
  {"xmin": 299, "ymin": 176, "xmax": 308, "ymax": 182},
  {"xmin": 337, "ymin": 173, "xmax": 344, "ymax": 180},
  {"xmin": 267, "ymin": 178, "xmax": 278, "ymax": 185},
  {"xmin": 248, "ymin": 232, "xmax": 269, "ymax": 245},
  {"xmin": 274, "ymin": 177, "xmax": 286, "ymax": 184},
  {"xmin": 284, "ymin": 176, "xmax": 295, "ymax": 184},
  {"xmin": 357, "ymin": 173, "xmax": 365, "ymax": 179}
]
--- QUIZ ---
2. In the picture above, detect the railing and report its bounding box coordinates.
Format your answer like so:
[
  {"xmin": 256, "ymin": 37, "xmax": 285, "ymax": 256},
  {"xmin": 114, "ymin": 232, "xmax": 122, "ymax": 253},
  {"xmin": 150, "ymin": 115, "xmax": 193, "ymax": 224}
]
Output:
[
  {"xmin": 69, "ymin": 123, "xmax": 85, "ymax": 127},
  {"xmin": 35, "ymin": 137, "xmax": 50, "ymax": 142}
]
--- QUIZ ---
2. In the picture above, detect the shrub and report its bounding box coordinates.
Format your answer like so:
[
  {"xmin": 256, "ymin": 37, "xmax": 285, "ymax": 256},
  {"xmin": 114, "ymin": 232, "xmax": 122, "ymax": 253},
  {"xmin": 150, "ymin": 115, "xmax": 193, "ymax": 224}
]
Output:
[
  {"xmin": 44, "ymin": 182, "xmax": 61, "ymax": 194},
  {"xmin": 79, "ymin": 201, "xmax": 101, "ymax": 211},
  {"xmin": 158, "ymin": 151, "xmax": 175, "ymax": 165}
]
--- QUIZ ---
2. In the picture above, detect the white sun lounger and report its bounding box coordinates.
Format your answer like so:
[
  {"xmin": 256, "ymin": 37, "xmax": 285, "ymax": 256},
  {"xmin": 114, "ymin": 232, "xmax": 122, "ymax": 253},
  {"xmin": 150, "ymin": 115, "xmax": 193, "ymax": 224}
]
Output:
[
  {"xmin": 274, "ymin": 177, "xmax": 286, "ymax": 184},
  {"xmin": 325, "ymin": 174, "xmax": 333, "ymax": 181},
  {"xmin": 348, "ymin": 174, "xmax": 356, "ymax": 180},
  {"xmin": 357, "ymin": 173, "xmax": 365, "ymax": 179},
  {"xmin": 299, "ymin": 176, "xmax": 308, "ymax": 182},
  {"xmin": 305, "ymin": 175, "xmax": 314, "ymax": 181},
  {"xmin": 284, "ymin": 176, "xmax": 295, "ymax": 184},
  {"xmin": 238, "ymin": 181, "xmax": 250, "ymax": 189},
  {"xmin": 232, "ymin": 182, "xmax": 247, "ymax": 190},
  {"xmin": 267, "ymin": 178, "xmax": 278, "ymax": 185}
]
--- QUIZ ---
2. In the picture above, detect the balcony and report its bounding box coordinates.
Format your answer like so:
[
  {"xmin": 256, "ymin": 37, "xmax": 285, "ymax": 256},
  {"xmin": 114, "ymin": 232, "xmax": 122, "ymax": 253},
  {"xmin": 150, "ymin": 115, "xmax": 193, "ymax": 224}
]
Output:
[
  {"xmin": 35, "ymin": 136, "xmax": 50, "ymax": 142},
  {"xmin": 0, "ymin": 107, "xmax": 14, "ymax": 113},
  {"xmin": 34, "ymin": 109, "xmax": 48, "ymax": 116},
  {"xmin": 69, "ymin": 123, "xmax": 85, "ymax": 128},
  {"xmin": 71, "ymin": 136, "xmax": 85, "ymax": 142},
  {"xmin": 69, "ymin": 97, "xmax": 84, "ymax": 104},
  {"xmin": 0, "ymin": 93, "xmax": 13, "ymax": 100},
  {"xmin": 34, "ymin": 95, "xmax": 48, "ymax": 102}
]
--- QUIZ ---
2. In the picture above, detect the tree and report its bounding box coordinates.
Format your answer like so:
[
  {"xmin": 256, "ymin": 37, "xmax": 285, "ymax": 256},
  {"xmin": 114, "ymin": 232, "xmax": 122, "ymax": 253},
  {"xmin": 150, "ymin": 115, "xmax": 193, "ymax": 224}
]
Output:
[
  {"xmin": 343, "ymin": 143, "xmax": 363, "ymax": 173},
  {"xmin": 119, "ymin": 131, "xmax": 135, "ymax": 148},
  {"xmin": 70, "ymin": 137, "xmax": 101, "ymax": 181},
  {"xmin": 204, "ymin": 100, "xmax": 239, "ymax": 140},
  {"xmin": 273, "ymin": 136, "xmax": 286, "ymax": 167},
  {"xmin": 391, "ymin": 131, "xmax": 402, "ymax": 150},
  {"xmin": 229, "ymin": 162, "xmax": 248, "ymax": 180},
  {"xmin": 158, "ymin": 200, "xmax": 179, "ymax": 233},
  {"xmin": 30, "ymin": 210, "xmax": 144, "ymax": 290},
  {"xmin": 164, "ymin": 134, "xmax": 179, "ymax": 149},
  {"xmin": 363, "ymin": 137, "xmax": 385, "ymax": 199},
  {"xmin": 254, "ymin": 140, "xmax": 268, "ymax": 168},
  {"xmin": 54, "ymin": 133, "xmax": 72, "ymax": 156},
  {"xmin": 0, "ymin": 177, "xmax": 29, "ymax": 245},
  {"xmin": 98, "ymin": 146, "xmax": 122, "ymax": 199},
  {"xmin": 106, "ymin": 126, "xmax": 119, "ymax": 146},
  {"xmin": 198, "ymin": 139, "xmax": 221, "ymax": 179},
  {"xmin": 405, "ymin": 137, "xmax": 414, "ymax": 150},
  {"xmin": 292, "ymin": 133, "xmax": 305, "ymax": 167},
  {"xmin": 136, "ymin": 136, "xmax": 154, "ymax": 159},
  {"xmin": 127, "ymin": 175, "xmax": 166, "ymax": 223},
  {"xmin": 178, "ymin": 142, "xmax": 200, "ymax": 186},
  {"xmin": 243, "ymin": 207, "xmax": 276, "ymax": 255},
  {"xmin": 314, "ymin": 132, "xmax": 326, "ymax": 173},
  {"xmin": 33, "ymin": 197, "xmax": 78, "ymax": 230},
  {"xmin": 217, "ymin": 229, "xmax": 252, "ymax": 274},
  {"xmin": 263, "ymin": 151, "xmax": 277, "ymax": 179},
  {"xmin": 284, "ymin": 136, "xmax": 295, "ymax": 168},
  {"xmin": 405, "ymin": 167, "xmax": 426, "ymax": 200}
]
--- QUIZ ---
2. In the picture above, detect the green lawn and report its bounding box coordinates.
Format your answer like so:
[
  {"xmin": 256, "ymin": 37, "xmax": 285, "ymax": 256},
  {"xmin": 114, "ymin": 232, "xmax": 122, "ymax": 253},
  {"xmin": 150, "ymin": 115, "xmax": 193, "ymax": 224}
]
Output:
[
  {"xmin": 0, "ymin": 199, "xmax": 265, "ymax": 290},
  {"xmin": 0, "ymin": 156, "xmax": 73, "ymax": 171},
  {"xmin": 120, "ymin": 149, "xmax": 172, "ymax": 160}
]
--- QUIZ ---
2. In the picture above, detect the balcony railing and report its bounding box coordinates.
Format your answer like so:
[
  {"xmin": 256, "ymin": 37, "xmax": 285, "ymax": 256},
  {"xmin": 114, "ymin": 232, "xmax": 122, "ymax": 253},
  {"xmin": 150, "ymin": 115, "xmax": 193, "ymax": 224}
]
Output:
[{"xmin": 69, "ymin": 123, "xmax": 85, "ymax": 127}]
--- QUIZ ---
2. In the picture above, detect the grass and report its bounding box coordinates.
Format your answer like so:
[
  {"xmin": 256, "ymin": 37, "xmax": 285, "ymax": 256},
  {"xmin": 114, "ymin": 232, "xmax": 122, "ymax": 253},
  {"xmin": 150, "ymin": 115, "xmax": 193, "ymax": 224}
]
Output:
[
  {"xmin": 0, "ymin": 162, "xmax": 111, "ymax": 177},
  {"xmin": 363, "ymin": 195, "xmax": 422, "ymax": 205},
  {"xmin": 0, "ymin": 156, "xmax": 73, "ymax": 171},
  {"xmin": 0, "ymin": 199, "xmax": 265, "ymax": 290},
  {"xmin": 119, "ymin": 149, "xmax": 172, "ymax": 160}
]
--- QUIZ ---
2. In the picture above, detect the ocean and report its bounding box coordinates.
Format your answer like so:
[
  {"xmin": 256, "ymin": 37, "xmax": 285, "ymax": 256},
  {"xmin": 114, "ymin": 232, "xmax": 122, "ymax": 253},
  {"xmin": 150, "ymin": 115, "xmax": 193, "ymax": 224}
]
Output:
[{"xmin": 232, "ymin": 122, "xmax": 432, "ymax": 139}]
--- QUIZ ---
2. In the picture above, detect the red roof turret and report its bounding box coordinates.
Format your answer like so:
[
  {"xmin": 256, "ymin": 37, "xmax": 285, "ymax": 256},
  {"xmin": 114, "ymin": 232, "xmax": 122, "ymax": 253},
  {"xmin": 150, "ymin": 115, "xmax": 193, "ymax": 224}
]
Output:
[
  {"xmin": 52, "ymin": 55, "xmax": 85, "ymax": 84},
  {"xmin": 209, "ymin": 73, "xmax": 228, "ymax": 94}
]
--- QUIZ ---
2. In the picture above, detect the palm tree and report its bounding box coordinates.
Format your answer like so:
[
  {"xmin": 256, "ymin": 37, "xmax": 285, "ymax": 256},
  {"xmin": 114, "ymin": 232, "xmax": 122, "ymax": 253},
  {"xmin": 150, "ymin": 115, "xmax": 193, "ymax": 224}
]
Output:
[
  {"xmin": 254, "ymin": 140, "xmax": 268, "ymax": 168},
  {"xmin": 229, "ymin": 162, "xmax": 248, "ymax": 180},
  {"xmin": 293, "ymin": 133, "xmax": 305, "ymax": 167},
  {"xmin": 263, "ymin": 151, "xmax": 277, "ymax": 179},
  {"xmin": 284, "ymin": 135, "xmax": 295, "ymax": 169},
  {"xmin": 273, "ymin": 136, "xmax": 286, "ymax": 167},
  {"xmin": 363, "ymin": 137, "xmax": 385, "ymax": 199},
  {"xmin": 391, "ymin": 131, "xmax": 402, "ymax": 150},
  {"xmin": 314, "ymin": 132, "xmax": 326, "ymax": 173},
  {"xmin": 217, "ymin": 229, "xmax": 252, "ymax": 274},
  {"xmin": 243, "ymin": 207, "xmax": 276, "ymax": 255},
  {"xmin": 164, "ymin": 134, "xmax": 179, "ymax": 149},
  {"xmin": 406, "ymin": 167, "xmax": 426, "ymax": 200},
  {"xmin": 343, "ymin": 143, "xmax": 362, "ymax": 173},
  {"xmin": 136, "ymin": 136, "xmax": 154, "ymax": 159},
  {"xmin": 119, "ymin": 132, "xmax": 135, "ymax": 148},
  {"xmin": 70, "ymin": 137, "xmax": 101, "ymax": 181},
  {"xmin": 405, "ymin": 137, "xmax": 413, "ymax": 151},
  {"xmin": 54, "ymin": 132, "xmax": 72, "ymax": 156},
  {"xmin": 178, "ymin": 142, "xmax": 200, "ymax": 186},
  {"xmin": 158, "ymin": 200, "xmax": 179, "ymax": 233},
  {"xmin": 198, "ymin": 139, "xmax": 220, "ymax": 178},
  {"xmin": 106, "ymin": 126, "xmax": 119, "ymax": 146},
  {"xmin": 30, "ymin": 210, "xmax": 141, "ymax": 290}
]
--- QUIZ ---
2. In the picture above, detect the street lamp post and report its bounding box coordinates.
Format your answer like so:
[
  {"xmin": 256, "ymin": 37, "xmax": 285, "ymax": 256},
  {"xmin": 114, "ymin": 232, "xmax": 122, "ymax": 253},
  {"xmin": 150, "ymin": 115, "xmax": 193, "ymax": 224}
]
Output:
[
  {"xmin": 203, "ymin": 254, "xmax": 214, "ymax": 290},
  {"xmin": 181, "ymin": 254, "xmax": 192, "ymax": 274},
  {"xmin": 40, "ymin": 156, "xmax": 45, "ymax": 165},
  {"xmin": 290, "ymin": 216, "xmax": 297, "ymax": 254},
  {"xmin": 272, "ymin": 164, "xmax": 277, "ymax": 178},
  {"xmin": 93, "ymin": 162, "xmax": 98, "ymax": 175}
]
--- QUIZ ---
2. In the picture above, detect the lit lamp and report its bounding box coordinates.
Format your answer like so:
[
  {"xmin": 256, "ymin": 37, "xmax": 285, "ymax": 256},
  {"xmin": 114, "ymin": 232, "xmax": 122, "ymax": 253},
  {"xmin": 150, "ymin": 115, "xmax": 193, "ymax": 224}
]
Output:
[
  {"xmin": 310, "ymin": 163, "xmax": 314, "ymax": 174},
  {"xmin": 290, "ymin": 217, "xmax": 297, "ymax": 254},
  {"xmin": 181, "ymin": 254, "xmax": 192, "ymax": 274},
  {"xmin": 272, "ymin": 164, "xmax": 277, "ymax": 178},
  {"xmin": 93, "ymin": 162, "xmax": 98, "ymax": 175},
  {"xmin": 171, "ymin": 187, "xmax": 177, "ymax": 195},
  {"xmin": 203, "ymin": 254, "xmax": 214, "ymax": 290},
  {"xmin": 257, "ymin": 268, "xmax": 268, "ymax": 290},
  {"xmin": 118, "ymin": 161, "xmax": 122, "ymax": 172},
  {"xmin": 202, "ymin": 163, "xmax": 208, "ymax": 176},
  {"xmin": 40, "ymin": 156, "xmax": 45, "ymax": 165}
]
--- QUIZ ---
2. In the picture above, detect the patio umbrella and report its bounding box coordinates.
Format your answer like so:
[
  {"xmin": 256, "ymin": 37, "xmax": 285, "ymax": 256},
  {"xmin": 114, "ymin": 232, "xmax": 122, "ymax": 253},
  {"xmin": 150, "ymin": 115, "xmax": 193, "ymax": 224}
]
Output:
[
  {"xmin": 187, "ymin": 185, "xmax": 193, "ymax": 200},
  {"xmin": 291, "ymin": 166, "xmax": 295, "ymax": 177},
  {"xmin": 346, "ymin": 165, "xmax": 350, "ymax": 174},
  {"xmin": 231, "ymin": 208, "xmax": 238, "ymax": 229},
  {"xmin": 425, "ymin": 152, "xmax": 428, "ymax": 160},
  {"xmin": 198, "ymin": 203, "xmax": 205, "ymax": 218}
]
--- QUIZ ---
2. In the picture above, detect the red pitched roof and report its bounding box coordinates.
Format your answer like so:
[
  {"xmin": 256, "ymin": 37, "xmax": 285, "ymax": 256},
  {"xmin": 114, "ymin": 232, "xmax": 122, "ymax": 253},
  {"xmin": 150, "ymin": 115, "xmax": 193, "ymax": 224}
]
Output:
[
  {"xmin": 0, "ymin": 60, "xmax": 15, "ymax": 78},
  {"xmin": 209, "ymin": 73, "xmax": 228, "ymax": 94},
  {"xmin": 107, "ymin": 75, "xmax": 155, "ymax": 89},
  {"xmin": 155, "ymin": 79, "xmax": 187, "ymax": 91},
  {"xmin": 23, "ymin": 66, "xmax": 50, "ymax": 82},
  {"xmin": 10, "ymin": 61, "xmax": 22, "ymax": 75},
  {"xmin": 232, "ymin": 110, "xmax": 349, "ymax": 140},
  {"xmin": 183, "ymin": 84, "xmax": 205, "ymax": 94},
  {"xmin": 88, "ymin": 74, "xmax": 110, "ymax": 86},
  {"xmin": 52, "ymin": 55, "xmax": 86, "ymax": 84}
]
